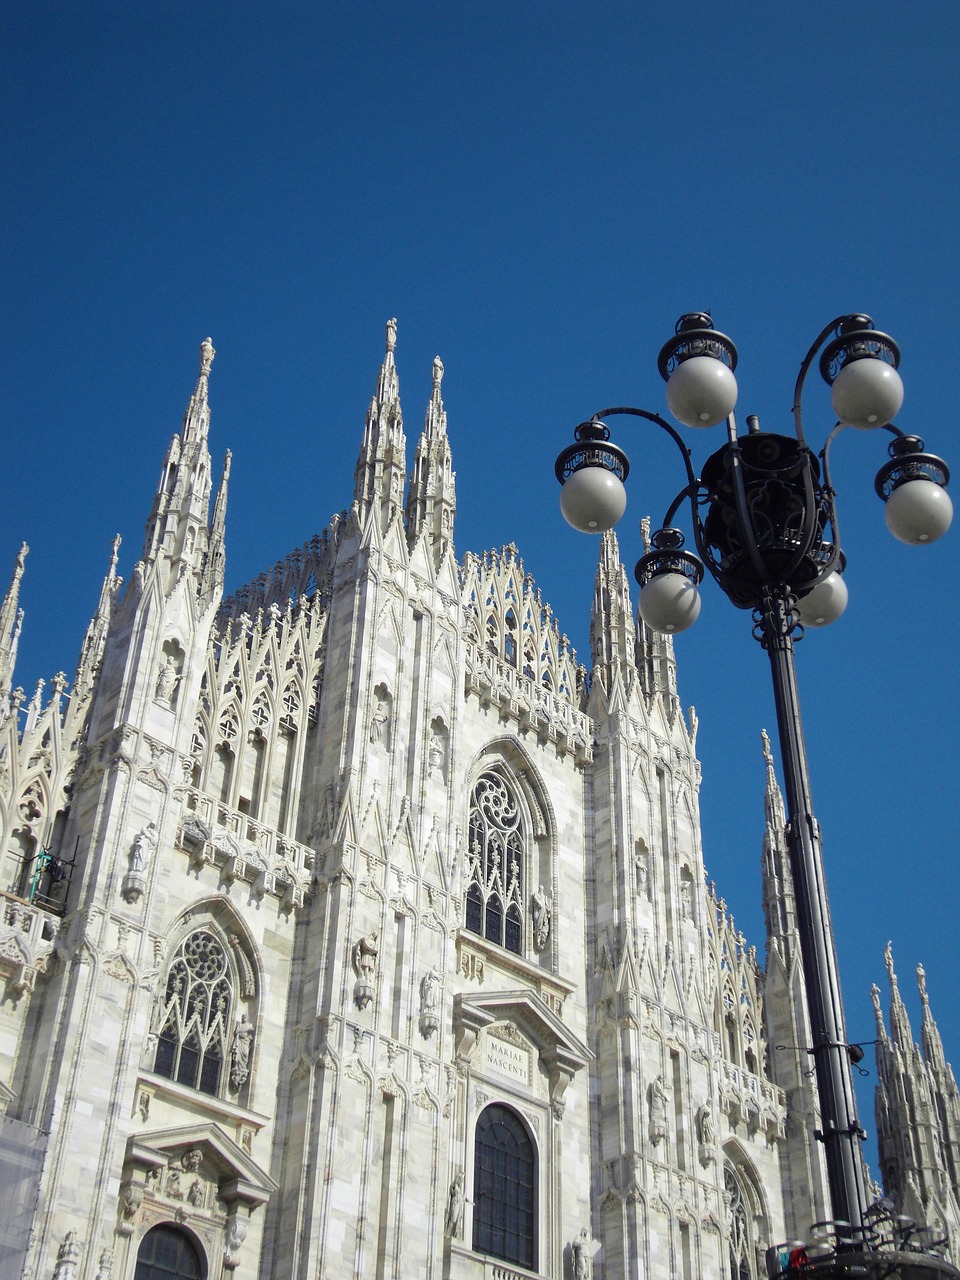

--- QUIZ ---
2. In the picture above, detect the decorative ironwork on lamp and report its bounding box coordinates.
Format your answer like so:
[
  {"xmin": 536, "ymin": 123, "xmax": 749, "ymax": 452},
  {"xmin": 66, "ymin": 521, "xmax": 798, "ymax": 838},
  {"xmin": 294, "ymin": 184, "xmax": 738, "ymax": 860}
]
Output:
[{"xmin": 554, "ymin": 311, "xmax": 957, "ymax": 1280}]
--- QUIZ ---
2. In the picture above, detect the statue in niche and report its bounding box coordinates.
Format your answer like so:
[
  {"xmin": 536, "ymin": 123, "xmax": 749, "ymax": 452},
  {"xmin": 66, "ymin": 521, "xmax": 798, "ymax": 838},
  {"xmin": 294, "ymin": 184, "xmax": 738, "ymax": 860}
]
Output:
[
  {"xmin": 445, "ymin": 1168, "xmax": 465, "ymax": 1238},
  {"xmin": 419, "ymin": 967, "xmax": 442, "ymax": 1038},
  {"xmin": 352, "ymin": 931, "xmax": 380, "ymax": 1009},
  {"xmin": 369, "ymin": 692, "xmax": 389, "ymax": 745},
  {"xmin": 130, "ymin": 822, "xmax": 158, "ymax": 874},
  {"xmin": 697, "ymin": 1101, "xmax": 716, "ymax": 1163},
  {"xmin": 572, "ymin": 1227, "xmax": 593, "ymax": 1280},
  {"xmin": 635, "ymin": 845, "xmax": 649, "ymax": 898},
  {"xmin": 231, "ymin": 1014, "xmax": 255, "ymax": 1089},
  {"xmin": 428, "ymin": 731, "xmax": 445, "ymax": 776},
  {"xmin": 649, "ymin": 1075, "xmax": 669, "ymax": 1146},
  {"xmin": 680, "ymin": 877, "xmax": 693, "ymax": 919},
  {"xmin": 531, "ymin": 885, "xmax": 552, "ymax": 951},
  {"xmin": 155, "ymin": 655, "xmax": 180, "ymax": 706}
]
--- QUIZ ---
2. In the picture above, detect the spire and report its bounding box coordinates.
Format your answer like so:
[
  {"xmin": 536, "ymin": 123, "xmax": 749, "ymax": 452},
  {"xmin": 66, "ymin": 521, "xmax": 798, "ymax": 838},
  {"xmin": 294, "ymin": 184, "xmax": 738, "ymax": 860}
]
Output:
[
  {"xmin": 761, "ymin": 728, "xmax": 798, "ymax": 946},
  {"xmin": 918, "ymin": 963, "xmax": 949, "ymax": 1075},
  {"xmin": 885, "ymin": 941, "xmax": 916, "ymax": 1054},
  {"xmin": 142, "ymin": 338, "xmax": 219, "ymax": 594},
  {"xmin": 632, "ymin": 517, "xmax": 680, "ymax": 705},
  {"xmin": 353, "ymin": 319, "xmax": 407, "ymax": 530},
  {"xmin": 0, "ymin": 541, "xmax": 27, "ymax": 701},
  {"xmin": 181, "ymin": 337, "xmax": 215, "ymax": 446},
  {"xmin": 589, "ymin": 530, "xmax": 637, "ymax": 692},
  {"xmin": 201, "ymin": 449, "xmax": 231, "ymax": 605},
  {"xmin": 73, "ymin": 536, "xmax": 123, "ymax": 698},
  {"xmin": 404, "ymin": 355, "xmax": 456, "ymax": 562}
]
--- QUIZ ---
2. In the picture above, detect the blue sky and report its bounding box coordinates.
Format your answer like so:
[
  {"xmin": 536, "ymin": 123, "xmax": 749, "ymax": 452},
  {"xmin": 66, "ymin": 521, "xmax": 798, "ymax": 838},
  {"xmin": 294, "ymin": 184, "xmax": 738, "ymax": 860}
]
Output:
[{"xmin": 3, "ymin": 3, "xmax": 959, "ymax": 1169}]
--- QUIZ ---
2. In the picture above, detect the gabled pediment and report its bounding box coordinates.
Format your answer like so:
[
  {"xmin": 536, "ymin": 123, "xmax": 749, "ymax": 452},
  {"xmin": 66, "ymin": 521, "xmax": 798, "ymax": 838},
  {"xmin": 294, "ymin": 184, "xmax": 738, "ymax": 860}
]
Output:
[
  {"xmin": 125, "ymin": 1121, "xmax": 277, "ymax": 1207},
  {"xmin": 454, "ymin": 988, "xmax": 591, "ymax": 1112}
]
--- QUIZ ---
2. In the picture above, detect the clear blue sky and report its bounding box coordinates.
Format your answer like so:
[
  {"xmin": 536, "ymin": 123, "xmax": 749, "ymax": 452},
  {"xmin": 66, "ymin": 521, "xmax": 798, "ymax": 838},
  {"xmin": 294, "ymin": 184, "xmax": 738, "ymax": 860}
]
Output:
[{"xmin": 4, "ymin": 3, "xmax": 959, "ymax": 1171}]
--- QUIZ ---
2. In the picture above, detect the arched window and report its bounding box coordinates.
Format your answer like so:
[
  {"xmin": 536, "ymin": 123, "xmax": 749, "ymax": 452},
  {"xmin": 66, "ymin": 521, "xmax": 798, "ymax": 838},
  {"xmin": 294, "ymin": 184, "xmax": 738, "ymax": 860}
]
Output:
[
  {"xmin": 135, "ymin": 1224, "xmax": 203, "ymax": 1279},
  {"xmin": 465, "ymin": 769, "xmax": 524, "ymax": 954},
  {"xmin": 473, "ymin": 1104, "xmax": 537, "ymax": 1270},
  {"xmin": 725, "ymin": 1163, "xmax": 762, "ymax": 1280},
  {"xmin": 154, "ymin": 930, "xmax": 233, "ymax": 1096}
]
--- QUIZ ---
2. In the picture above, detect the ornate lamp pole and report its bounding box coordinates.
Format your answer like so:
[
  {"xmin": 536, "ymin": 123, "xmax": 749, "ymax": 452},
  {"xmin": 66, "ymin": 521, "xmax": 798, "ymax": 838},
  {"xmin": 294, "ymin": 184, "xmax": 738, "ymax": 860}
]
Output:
[{"xmin": 555, "ymin": 313, "xmax": 957, "ymax": 1277}]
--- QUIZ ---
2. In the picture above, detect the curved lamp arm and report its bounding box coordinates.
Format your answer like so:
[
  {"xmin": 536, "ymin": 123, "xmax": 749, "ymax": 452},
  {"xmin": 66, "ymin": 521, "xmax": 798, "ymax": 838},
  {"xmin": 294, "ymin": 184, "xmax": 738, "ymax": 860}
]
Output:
[
  {"xmin": 792, "ymin": 316, "xmax": 852, "ymax": 445},
  {"xmin": 587, "ymin": 405, "xmax": 701, "ymax": 500}
]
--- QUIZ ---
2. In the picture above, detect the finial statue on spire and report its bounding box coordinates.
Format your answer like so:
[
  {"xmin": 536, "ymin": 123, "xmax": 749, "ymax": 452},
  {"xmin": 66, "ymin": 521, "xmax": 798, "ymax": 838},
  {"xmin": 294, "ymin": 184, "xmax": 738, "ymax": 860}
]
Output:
[
  {"xmin": 14, "ymin": 542, "xmax": 28, "ymax": 580},
  {"xmin": 917, "ymin": 962, "xmax": 929, "ymax": 1005},
  {"xmin": 200, "ymin": 337, "xmax": 215, "ymax": 378},
  {"xmin": 761, "ymin": 727, "xmax": 773, "ymax": 765},
  {"xmin": 640, "ymin": 516, "xmax": 651, "ymax": 553},
  {"xmin": 884, "ymin": 940, "xmax": 897, "ymax": 985},
  {"xmin": 386, "ymin": 318, "xmax": 397, "ymax": 354},
  {"xmin": 433, "ymin": 356, "xmax": 444, "ymax": 389}
]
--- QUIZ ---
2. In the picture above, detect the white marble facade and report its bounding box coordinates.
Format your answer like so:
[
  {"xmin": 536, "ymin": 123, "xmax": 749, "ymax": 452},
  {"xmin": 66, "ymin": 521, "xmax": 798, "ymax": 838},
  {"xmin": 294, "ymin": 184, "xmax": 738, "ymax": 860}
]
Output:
[{"xmin": 0, "ymin": 324, "xmax": 956, "ymax": 1280}]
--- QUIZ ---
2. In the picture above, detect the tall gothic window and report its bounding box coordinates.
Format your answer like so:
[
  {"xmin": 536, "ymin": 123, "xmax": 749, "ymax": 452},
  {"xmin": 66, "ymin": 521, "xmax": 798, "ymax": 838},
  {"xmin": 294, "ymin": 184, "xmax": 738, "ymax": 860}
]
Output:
[
  {"xmin": 725, "ymin": 1164, "xmax": 758, "ymax": 1280},
  {"xmin": 473, "ymin": 1104, "xmax": 537, "ymax": 1270},
  {"xmin": 154, "ymin": 930, "xmax": 233, "ymax": 1096},
  {"xmin": 465, "ymin": 769, "xmax": 524, "ymax": 954},
  {"xmin": 135, "ymin": 1224, "xmax": 203, "ymax": 1279}
]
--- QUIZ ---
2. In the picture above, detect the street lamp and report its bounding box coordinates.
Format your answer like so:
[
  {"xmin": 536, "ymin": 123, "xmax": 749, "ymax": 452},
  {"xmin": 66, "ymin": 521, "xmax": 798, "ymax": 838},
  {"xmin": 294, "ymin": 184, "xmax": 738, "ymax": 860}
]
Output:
[{"xmin": 555, "ymin": 313, "xmax": 957, "ymax": 1278}]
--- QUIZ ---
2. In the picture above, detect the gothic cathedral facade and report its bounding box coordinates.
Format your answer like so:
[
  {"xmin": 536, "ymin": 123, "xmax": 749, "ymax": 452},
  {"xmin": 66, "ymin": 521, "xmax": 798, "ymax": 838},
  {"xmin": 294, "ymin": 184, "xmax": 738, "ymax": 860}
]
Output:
[{"xmin": 0, "ymin": 324, "xmax": 957, "ymax": 1280}]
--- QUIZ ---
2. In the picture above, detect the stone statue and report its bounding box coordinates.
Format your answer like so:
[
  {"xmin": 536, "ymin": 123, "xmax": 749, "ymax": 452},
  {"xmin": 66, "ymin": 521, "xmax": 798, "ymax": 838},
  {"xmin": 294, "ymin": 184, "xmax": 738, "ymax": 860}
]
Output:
[
  {"xmin": 445, "ymin": 1168, "xmax": 465, "ymax": 1237},
  {"xmin": 649, "ymin": 1075, "xmax": 669, "ymax": 1145},
  {"xmin": 419, "ymin": 967, "xmax": 442, "ymax": 1037},
  {"xmin": 572, "ymin": 1227, "xmax": 592, "ymax": 1280},
  {"xmin": 53, "ymin": 1231, "xmax": 81, "ymax": 1280},
  {"xmin": 635, "ymin": 846, "xmax": 648, "ymax": 897},
  {"xmin": 230, "ymin": 1014, "xmax": 255, "ymax": 1089},
  {"xmin": 353, "ymin": 932, "xmax": 380, "ymax": 1009},
  {"xmin": 428, "ymin": 732, "xmax": 445, "ymax": 775},
  {"xmin": 680, "ymin": 877, "xmax": 693, "ymax": 918},
  {"xmin": 531, "ymin": 885, "xmax": 552, "ymax": 951},
  {"xmin": 155, "ymin": 655, "xmax": 179, "ymax": 706},
  {"xmin": 697, "ymin": 1101, "xmax": 715, "ymax": 1147},
  {"xmin": 95, "ymin": 1249, "xmax": 114, "ymax": 1280},
  {"xmin": 420, "ymin": 966, "xmax": 441, "ymax": 1013},
  {"xmin": 130, "ymin": 822, "xmax": 158, "ymax": 874},
  {"xmin": 370, "ymin": 695, "xmax": 389, "ymax": 745}
]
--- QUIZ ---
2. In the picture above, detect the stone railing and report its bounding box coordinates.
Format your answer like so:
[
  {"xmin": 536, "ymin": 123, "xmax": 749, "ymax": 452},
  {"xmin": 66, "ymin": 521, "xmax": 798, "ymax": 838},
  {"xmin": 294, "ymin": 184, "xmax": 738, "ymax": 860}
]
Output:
[
  {"xmin": 464, "ymin": 647, "xmax": 592, "ymax": 764},
  {"xmin": 0, "ymin": 890, "xmax": 61, "ymax": 996},
  {"xmin": 1, "ymin": 891, "xmax": 61, "ymax": 948},
  {"xmin": 177, "ymin": 789, "xmax": 317, "ymax": 910},
  {"xmin": 719, "ymin": 1058, "xmax": 785, "ymax": 1136}
]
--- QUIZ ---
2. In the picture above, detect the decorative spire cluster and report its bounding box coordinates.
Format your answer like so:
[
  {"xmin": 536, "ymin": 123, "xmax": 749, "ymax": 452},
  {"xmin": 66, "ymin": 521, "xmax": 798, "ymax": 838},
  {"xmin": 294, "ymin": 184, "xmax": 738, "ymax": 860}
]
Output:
[
  {"xmin": 404, "ymin": 354, "xmax": 456, "ymax": 563},
  {"xmin": 589, "ymin": 530, "xmax": 637, "ymax": 694},
  {"xmin": 0, "ymin": 542, "xmax": 28, "ymax": 707},
  {"xmin": 354, "ymin": 319, "xmax": 407, "ymax": 530},
  {"xmin": 141, "ymin": 337, "xmax": 227, "ymax": 602},
  {"xmin": 872, "ymin": 942, "xmax": 960, "ymax": 1227}
]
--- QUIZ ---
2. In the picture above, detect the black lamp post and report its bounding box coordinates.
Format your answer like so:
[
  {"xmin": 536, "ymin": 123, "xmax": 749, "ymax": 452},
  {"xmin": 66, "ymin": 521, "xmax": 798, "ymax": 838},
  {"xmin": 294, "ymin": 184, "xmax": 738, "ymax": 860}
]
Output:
[{"xmin": 555, "ymin": 313, "xmax": 957, "ymax": 1277}]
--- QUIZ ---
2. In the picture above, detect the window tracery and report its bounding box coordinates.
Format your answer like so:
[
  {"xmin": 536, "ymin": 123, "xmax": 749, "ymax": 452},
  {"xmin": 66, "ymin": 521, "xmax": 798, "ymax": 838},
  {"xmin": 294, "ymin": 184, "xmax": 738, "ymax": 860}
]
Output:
[
  {"xmin": 725, "ymin": 1162, "xmax": 764, "ymax": 1280},
  {"xmin": 465, "ymin": 769, "xmax": 525, "ymax": 954},
  {"xmin": 153, "ymin": 929, "xmax": 234, "ymax": 1097}
]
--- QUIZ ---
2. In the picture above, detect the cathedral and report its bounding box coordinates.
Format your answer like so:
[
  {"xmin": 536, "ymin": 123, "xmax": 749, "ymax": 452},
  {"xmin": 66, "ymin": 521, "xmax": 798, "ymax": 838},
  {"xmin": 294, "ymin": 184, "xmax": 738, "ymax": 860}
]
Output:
[{"xmin": 0, "ymin": 322, "xmax": 957, "ymax": 1280}]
